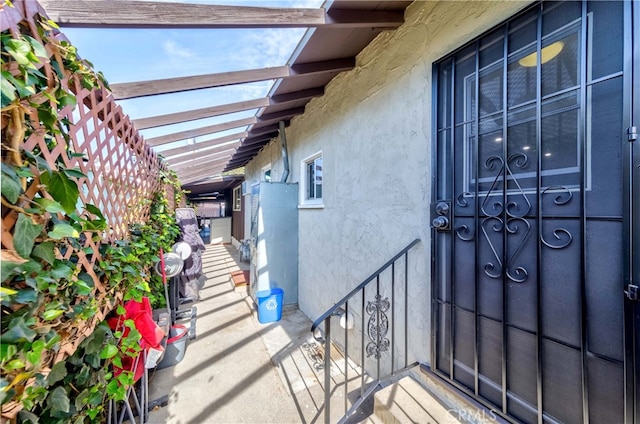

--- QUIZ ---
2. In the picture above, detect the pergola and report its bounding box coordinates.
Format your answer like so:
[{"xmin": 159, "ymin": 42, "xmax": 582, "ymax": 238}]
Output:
[{"xmin": 39, "ymin": 0, "xmax": 412, "ymax": 196}]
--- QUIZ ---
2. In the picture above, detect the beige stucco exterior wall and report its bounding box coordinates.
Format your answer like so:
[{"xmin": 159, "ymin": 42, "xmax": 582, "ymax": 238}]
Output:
[{"xmin": 245, "ymin": 0, "xmax": 532, "ymax": 363}]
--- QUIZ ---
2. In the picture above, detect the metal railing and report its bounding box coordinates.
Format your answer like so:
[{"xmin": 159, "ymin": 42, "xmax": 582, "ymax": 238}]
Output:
[{"xmin": 310, "ymin": 238, "xmax": 421, "ymax": 424}]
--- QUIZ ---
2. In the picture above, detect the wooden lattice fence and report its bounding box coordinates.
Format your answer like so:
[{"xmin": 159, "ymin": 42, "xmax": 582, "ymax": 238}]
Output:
[{"xmin": 1, "ymin": 1, "xmax": 175, "ymax": 415}]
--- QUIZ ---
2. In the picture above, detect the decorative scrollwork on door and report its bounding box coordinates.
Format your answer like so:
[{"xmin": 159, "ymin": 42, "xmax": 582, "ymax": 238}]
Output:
[
  {"xmin": 365, "ymin": 295, "xmax": 390, "ymax": 359},
  {"xmin": 541, "ymin": 186, "xmax": 573, "ymax": 249},
  {"xmin": 477, "ymin": 154, "xmax": 533, "ymax": 283}
]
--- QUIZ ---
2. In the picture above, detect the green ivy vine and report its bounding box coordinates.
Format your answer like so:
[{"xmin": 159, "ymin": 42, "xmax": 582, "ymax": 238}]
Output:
[{"xmin": 1, "ymin": 11, "xmax": 181, "ymax": 423}]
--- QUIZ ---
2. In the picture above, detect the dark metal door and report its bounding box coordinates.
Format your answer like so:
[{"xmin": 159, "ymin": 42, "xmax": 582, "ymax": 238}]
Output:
[{"xmin": 431, "ymin": 2, "xmax": 638, "ymax": 422}]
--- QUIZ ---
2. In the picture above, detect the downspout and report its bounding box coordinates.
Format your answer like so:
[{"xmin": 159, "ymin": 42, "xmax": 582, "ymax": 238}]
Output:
[{"xmin": 279, "ymin": 120, "xmax": 290, "ymax": 182}]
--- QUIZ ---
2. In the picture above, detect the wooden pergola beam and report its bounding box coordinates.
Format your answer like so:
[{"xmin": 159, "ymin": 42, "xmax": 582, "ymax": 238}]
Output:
[
  {"xmin": 38, "ymin": 2, "xmax": 404, "ymax": 30},
  {"xmin": 38, "ymin": 1, "xmax": 326, "ymax": 28},
  {"xmin": 289, "ymin": 58, "xmax": 355, "ymax": 76},
  {"xmin": 226, "ymin": 149, "xmax": 264, "ymax": 165},
  {"xmin": 234, "ymin": 149, "xmax": 265, "ymax": 162},
  {"xmin": 177, "ymin": 165, "xmax": 228, "ymax": 182},
  {"xmin": 168, "ymin": 148, "xmax": 236, "ymax": 169},
  {"xmin": 238, "ymin": 132, "xmax": 279, "ymax": 147},
  {"xmin": 172, "ymin": 153, "xmax": 234, "ymax": 173},
  {"xmin": 179, "ymin": 172, "xmax": 226, "ymax": 185},
  {"xmin": 161, "ymin": 132, "xmax": 245, "ymax": 159},
  {"xmin": 176, "ymin": 164, "xmax": 228, "ymax": 181},
  {"xmin": 132, "ymin": 87, "xmax": 323, "ymax": 130},
  {"xmin": 146, "ymin": 117, "xmax": 255, "ymax": 147},
  {"xmin": 111, "ymin": 66, "xmax": 289, "ymax": 100},
  {"xmin": 257, "ymin": 107, "xmax": 305, "ymax": 125},
  {"xmin": 182, "ymin": 176, "xmax": 241, "ymax": 188},
  {"xmin": 270, "ymin": 87, "xmax": 324, "ymax": 104},
  {"xmin": 133, "ymin": 99, "xmax": 269, "ymax": 130},
  {"xmin": 247, "ymin": 122, "xmax": 285, "ymax": 137},
  {"xmin": 111, "ymin": 58, "xmax": 352, "ymax": 100}
]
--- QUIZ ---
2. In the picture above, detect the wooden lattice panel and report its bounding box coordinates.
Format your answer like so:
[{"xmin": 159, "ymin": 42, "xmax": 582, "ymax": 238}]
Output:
[{"xmin": 1, "ymin": 0, "xmax": 167, "ymax": 373}]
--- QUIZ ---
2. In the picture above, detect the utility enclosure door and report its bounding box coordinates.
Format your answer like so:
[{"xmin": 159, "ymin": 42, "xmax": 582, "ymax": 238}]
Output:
[{"xmin": 431, "ymin": 2, "xmax": 637, "ymax": 423}]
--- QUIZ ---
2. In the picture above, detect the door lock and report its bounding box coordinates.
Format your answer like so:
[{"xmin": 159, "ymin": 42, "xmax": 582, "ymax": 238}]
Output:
[
  {"xmin": 432, "ymin": 216, "xmax": 450, "ymax": 229},
  {"xmin": 431, "ymin": 201, "xmax": 451, "ymax": 231}
]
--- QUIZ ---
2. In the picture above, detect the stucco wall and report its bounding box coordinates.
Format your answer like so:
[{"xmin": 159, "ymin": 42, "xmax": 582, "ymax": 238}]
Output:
[{"xmin": 245, "ymin": 0, "xmax": 531, "ymax": 363}]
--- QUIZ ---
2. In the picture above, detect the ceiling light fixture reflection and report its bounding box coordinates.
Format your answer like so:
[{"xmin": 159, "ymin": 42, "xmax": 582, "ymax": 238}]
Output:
[
  {"xmin": 518, "ymin": 41, "xmax": 565, "ymax": 67},
  {"xmin": 523, "ymin": 146, "xmax": 531, "ymax": 150},
  {"xmin": 495, "ymin": 137, "xmax": 503, "ymax": 142},
  {"xmin": 544, "ymin": 152, "xmax": 552, "ymax": 157}
]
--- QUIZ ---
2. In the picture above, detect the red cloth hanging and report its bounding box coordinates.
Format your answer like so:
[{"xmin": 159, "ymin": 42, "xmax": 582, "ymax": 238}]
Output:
[{"xmin": 108, "ymin": 297, "xmax": 165, "ymax": 383}]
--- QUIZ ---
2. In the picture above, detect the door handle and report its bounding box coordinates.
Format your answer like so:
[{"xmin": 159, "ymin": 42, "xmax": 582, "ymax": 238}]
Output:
[
  {"xmin": 431, "ymin": 201, "xmax": 451, "ymax": 231},
  {"xmin": 432, "ymin": 216, "xmax": 449, "ymax": 229}
]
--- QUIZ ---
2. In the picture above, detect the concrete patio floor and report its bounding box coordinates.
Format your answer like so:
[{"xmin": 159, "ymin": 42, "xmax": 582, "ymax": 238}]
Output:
[{"xmin": 146, "ymin": 244, "xmax": 345, "ymax": 424}]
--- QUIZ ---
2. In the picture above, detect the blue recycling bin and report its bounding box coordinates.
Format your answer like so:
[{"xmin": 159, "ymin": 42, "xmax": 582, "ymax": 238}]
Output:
[
  {"xmin": 199, "ymin": 225, "xmax": 210, "ymax": 244},
  {"xmin": 256, "ymin": 288, "xmax": 284, "ymax": 324}
]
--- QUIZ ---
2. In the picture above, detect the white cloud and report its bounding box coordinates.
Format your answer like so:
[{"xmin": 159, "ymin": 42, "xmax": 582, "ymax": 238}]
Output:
[{"xmin": 163, "ymin": 39, "xmax": 195, "ymax": 59}]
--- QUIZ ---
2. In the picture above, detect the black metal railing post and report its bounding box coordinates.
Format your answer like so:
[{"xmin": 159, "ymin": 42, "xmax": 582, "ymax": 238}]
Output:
[{"xmin": 311, "ymin": 238, "xmax": 421, "ymax": 424}]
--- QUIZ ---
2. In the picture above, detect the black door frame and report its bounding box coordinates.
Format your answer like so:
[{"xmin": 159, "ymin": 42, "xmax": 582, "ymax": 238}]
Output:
[
  {"xmin": 430, "ymin": 1, "xmax": 639, "ymax": 422},
  {"xmin": 623, "ymin": 2, "xmax": 639, "ymax": 422}
]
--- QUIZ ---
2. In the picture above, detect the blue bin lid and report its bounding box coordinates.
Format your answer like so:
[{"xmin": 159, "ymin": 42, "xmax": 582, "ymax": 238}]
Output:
[{"xmin": 256, "ymin": 287, "xmax": 283, "ymax": 297}]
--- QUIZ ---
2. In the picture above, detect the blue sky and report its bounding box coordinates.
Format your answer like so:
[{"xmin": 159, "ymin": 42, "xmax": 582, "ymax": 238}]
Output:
[{"xmin": 61, "ymin": 0, "xmax": 325, "ymax": 155}]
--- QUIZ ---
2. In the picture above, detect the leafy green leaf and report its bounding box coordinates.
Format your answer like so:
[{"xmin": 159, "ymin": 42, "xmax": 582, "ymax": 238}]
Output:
[
  {"xmin": 33, "ymin": 198, "xmax": 66, "ymax": 214},
  {"xmin": 47, "ymin": 386, "xmax": 70, "ymax": 415},
  {"xmin": 47, "ymin": 361, "xmax": 67, "ymax": 385},
  {"xmin": 50, "ymin": 262, "xmax": 73, "ymax": 280},
  {"xmin": 85, "ymin": 203, "xmax": 104, "ymax": 219},
  {"xmin": 86, "ymin": 407, "xmax": 101, "ymax": 420},
  {"xmin": 62, "ymin": 168, "xmax": 86, "ymax": 179},
  {"xmin": 106, "ymin": 379, "xmax": 121, "ymax": 398},
  {"xmin": 73, "ymin": 278, "xmax": 93, "ymax": 296},
  {"xmin": 24, "ymin": 35, "xmax": 47, "ymax": 58},
  {"xmin": 0, "ymin": 74, "xmax": 17, "ymax": 106},
  {"xmin": 5, "ymin": 359, "xmax": 26, "ymax": 370},
  {"xmin": 1, "ymin": 163, "xmax": 23, "ymax": 204},
  {"xmin": 39, "ymin": 171, "xmax": 79, "ymax": 214},
  {"xmin": 31, "ymin": 241, "xmax": 56, "ymax": 265},
  {"xmin": 0, "ymin": 387, "xmax": 16, "ymax": 409},
  {"xmin": 48, "ymin": 223, "xmax": 80, "ymax": 239},
  {"xmin": 87, "ymin": 390, "xmax": 102, "ymax": 407},
  {"xmin": 13, "ymin": 214, "xmax": 44, "ymax": 259},
  {"xmin": 2, "ymin": 318, "xmax": 37, "ymax": 343},
  {"xmin": 37, "ymin": 105, "xmax": 57, "ymax": 129},
  {"xmin": 4, "ymin": 38, "xmax": 33, "ymax": 66},
  {"xmin": 73, "ymin": 387, "xmax": 89, "ymax": 411},
  {"xmin": 26, "ymin": 340, "xmax": 44, "ymax": 366},
  {"xmin": 44, "ymin": 334, "xmax": 61, "ymax": 349},
  {"xmin": 112, "ymin": 355, "xmax": 122, "ymax": 369},
  {"xmin": 85, "ymin": 353, "xmax": 100, "ymax": 368},
  {"xmin": 117, "ymin": 371, "xmax": 134, "ymax": 387},
  {"xmin": 42, "ymin": 309, "xmax": 64, "ymax": 321},
  {"xmin": 18, "ymin": 410, "xmax": 39, "ymax": 423},
  {"xmin": 23, "ymin": 150, "xmax": 50, "ymax": 172},
  {"xmin": 0, "ymin": 286, "xmax": 18, "ymax": 297},
  {"xmin": 99, "ymin": 344, "xmax": 118, "ymax": 359},
  {"xmin": 14, "ymin": 288, "xmax": 38, "ymax": 304},
  {"xmin": 0, "ymin": 262, "xmax": 21, "ymax": 283},
  {"xmin": 2, "ymin": 71, "xmax": 35, "ymax": 98},
  {"xmin": 0, "ymin": 343, "xmax": 17, "ymax": 362}
]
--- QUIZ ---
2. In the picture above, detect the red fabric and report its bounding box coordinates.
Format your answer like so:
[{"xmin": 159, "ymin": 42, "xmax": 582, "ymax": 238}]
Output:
[{"xmin": 108, "ymin": 297, "xmax": 165, "ymax": 383}]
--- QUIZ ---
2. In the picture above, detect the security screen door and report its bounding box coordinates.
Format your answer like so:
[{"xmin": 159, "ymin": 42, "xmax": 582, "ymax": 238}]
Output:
[{"xmin": 431, "ymin": 1, "xmax": 638, "ymax": 423}]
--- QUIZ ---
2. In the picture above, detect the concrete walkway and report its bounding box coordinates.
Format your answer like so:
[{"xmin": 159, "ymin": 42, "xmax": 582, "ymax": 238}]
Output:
[{"xmin": 146, "ymin": 244, "xmax": 334, "ymax": 424}]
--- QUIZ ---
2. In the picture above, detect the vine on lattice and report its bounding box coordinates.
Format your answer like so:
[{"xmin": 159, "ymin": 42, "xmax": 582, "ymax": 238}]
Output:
[{"xmin": 1, "ymin": 1, "xmax": 182, "ymax": 421}]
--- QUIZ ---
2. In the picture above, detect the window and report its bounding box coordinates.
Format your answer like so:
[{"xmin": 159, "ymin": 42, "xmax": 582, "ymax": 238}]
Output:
[
  {"xmin": 300, "ymin": 151, "xmax": 323, "ymax": 207},
  {"xmin": 232, "ymin": 186, "xmax": 241, "ymax": 211},
  {"xmin": 436, "ymin": 6, "xmax": 589, "ymax": 198},
  {"xmin": 261, "ymin": 164, "xmax": 272, "ymax": 182}
]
